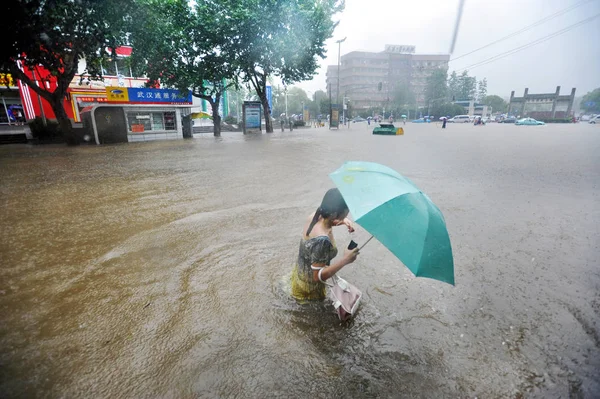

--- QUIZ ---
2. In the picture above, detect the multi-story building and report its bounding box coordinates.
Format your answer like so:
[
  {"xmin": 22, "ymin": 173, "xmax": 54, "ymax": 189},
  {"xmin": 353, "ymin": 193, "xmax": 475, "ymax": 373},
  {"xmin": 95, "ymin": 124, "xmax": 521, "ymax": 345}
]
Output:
[{"xmin": 325, "ymin": 45, "xmax": 450, "ymax": 111}]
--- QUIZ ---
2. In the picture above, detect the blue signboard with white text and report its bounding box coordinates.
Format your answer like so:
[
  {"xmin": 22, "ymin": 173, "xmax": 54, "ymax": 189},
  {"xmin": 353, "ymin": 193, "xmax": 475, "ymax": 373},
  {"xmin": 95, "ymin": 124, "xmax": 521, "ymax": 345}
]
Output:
[
  {"xmin": 266, "ymin": 86, "xmax": 272, "ymax": 114},
  {"xmin": 127, "ymin": 87, "xmax": 192, "ymax": 104}
]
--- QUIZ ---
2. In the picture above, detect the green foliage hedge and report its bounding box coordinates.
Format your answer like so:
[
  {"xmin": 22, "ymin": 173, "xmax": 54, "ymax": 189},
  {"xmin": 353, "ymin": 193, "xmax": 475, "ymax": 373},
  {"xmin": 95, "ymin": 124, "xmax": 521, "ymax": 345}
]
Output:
[{"xmin": 28, "ymin": 117, "xmax": 62, "ymax": 141}]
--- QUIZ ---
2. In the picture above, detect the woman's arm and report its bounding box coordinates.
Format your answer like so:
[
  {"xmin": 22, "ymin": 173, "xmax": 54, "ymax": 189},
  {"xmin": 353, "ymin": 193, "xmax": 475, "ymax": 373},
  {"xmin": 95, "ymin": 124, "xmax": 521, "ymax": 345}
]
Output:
[
  {"xmin": 312, "ymin": 248, "xmax": 359, "ymax": 282},
  {"xmin": 334, "ymin": 217, "xmax": 355, "ymax": 233}
]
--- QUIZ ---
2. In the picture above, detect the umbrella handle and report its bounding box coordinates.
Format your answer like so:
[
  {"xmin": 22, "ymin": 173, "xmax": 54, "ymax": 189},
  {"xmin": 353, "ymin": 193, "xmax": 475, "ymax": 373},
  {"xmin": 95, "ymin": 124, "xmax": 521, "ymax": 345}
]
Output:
[{"xmin": 358, "ymin": 235, "xmax": 375, "ymax": 251}]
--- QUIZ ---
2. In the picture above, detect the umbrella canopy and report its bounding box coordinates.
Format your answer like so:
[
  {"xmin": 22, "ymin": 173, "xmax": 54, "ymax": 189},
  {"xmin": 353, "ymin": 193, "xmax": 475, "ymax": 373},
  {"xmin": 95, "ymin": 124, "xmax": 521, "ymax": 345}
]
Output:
[
  {"xmin": 401, "ymin": 114, "xmax": 407, "ymax": 118},
  {"xmin": 330, "ymin": 161, "xmax": 454, "ymax": 285},
  {"xmin": 190, "ymin": 112, "xmax": 212, "ymax": 119}
]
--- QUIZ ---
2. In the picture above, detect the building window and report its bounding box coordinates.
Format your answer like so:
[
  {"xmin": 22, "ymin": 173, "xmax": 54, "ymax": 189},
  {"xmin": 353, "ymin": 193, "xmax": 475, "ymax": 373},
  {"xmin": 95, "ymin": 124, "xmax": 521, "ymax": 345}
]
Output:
[{"xmin": 127, "ymin": 111, "xmax": 177, "ymax": 133}]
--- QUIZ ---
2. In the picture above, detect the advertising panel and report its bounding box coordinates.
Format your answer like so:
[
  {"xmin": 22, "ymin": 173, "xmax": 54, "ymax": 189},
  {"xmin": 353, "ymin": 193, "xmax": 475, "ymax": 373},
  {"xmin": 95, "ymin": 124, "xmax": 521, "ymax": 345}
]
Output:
[
  {"xmin": 243, "ymin": 101, "xmax": 262, "ymax": 134},
  {"xmin": 330, "ymin": 104, "xmax": 340, "ymax": 128}
]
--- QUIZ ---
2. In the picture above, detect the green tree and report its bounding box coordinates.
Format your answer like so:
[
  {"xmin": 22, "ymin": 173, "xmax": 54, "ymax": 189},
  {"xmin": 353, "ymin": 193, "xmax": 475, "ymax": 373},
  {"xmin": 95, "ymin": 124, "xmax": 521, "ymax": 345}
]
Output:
[
  {"xmin": 311, "ymin": 90, "xmax": 327, "ymax": 117},
  {"xmin": 285, "ymin": 87, "xmax": 310, "ymax": 116},
  {"xmin": 130, "ymin": 0, "xmax": 240, "ymax": 136},
  {"xmin": 227, "ymin": 84, "xmax": 251, "ymax": 121},
  {"xmin": 1, "ymin": 0, "xmax": 133, "ymax": 144},
  {"xmin": 424, "ymin": 69, "xmax": 448, "ymax": 108},
  {"xmin": 482, "ymin": 95, "xmax": 507, "ymax": 113},
  {"xmin": 448, "ymin": 71, "xmax": 459, "ymax": 101},
  {"xmin": 580, "ymin": 88, "xmax": 600, "ymax": 114},
  {"xmin": 391, "ymin": 82, "xmax": 416, "ymax": 111},
  {"xmin": 477, "ymin": 78, "xmax": 488, "ymax": 102},
  {"xmin": 225, "ymin": 0, "xmax": 343, "ymax": 132},
  {"xmin": 319, "ymin": 97, "xmax": 331, "ymax": 115},
  {"xmin": 457, "ymin": 70, "xmax": 477, "ymax": 100},
  {"xmin": 431, "ymin": 102, "xmax": 466, "ymax": 118}
]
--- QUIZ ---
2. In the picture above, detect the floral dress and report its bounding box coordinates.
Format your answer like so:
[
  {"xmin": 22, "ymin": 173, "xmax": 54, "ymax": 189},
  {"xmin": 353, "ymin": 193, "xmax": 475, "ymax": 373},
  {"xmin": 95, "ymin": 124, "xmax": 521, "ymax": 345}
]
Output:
[{"xmin": 291, "ymin": 235, "xmax": 338, "ymax": 301}]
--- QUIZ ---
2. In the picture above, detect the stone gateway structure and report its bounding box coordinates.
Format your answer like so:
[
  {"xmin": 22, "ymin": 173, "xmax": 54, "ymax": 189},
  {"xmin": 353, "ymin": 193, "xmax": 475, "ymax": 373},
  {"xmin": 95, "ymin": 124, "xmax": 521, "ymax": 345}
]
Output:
[{"xmin": 508, "ymin": 86, "xmax": 576, "ymax": 119}]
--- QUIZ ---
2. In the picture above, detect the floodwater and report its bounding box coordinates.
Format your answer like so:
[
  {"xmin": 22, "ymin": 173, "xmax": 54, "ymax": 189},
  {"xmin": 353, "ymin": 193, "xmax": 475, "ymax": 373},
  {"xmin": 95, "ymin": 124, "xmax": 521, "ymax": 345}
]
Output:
[{"xmin": 1, "ymin": 122, "xmax": 599, "ymax": 398}]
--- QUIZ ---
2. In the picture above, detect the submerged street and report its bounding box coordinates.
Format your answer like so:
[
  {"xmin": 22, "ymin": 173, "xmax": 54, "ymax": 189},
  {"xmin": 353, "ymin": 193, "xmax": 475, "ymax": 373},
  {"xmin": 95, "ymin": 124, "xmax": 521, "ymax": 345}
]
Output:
[{"xmin": 1, "ymin": 122, "xmax": 599, "ymax": 397}]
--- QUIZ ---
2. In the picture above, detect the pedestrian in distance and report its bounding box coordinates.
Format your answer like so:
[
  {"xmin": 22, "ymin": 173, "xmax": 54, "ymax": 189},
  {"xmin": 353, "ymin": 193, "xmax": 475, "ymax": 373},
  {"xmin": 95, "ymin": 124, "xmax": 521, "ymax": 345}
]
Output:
[
  {"xmin": 280, "ymin": 113, "xmax": 286, "ymax": 132},
  {"xmin": 442, "ymin": 117, "xmax": 447, "ymax": 129}
]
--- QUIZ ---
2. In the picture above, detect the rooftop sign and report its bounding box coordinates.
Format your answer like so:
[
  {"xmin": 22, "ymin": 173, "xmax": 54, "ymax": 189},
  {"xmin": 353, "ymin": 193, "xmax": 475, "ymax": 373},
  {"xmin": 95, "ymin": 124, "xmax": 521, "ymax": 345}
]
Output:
[{"xmin": 384, "ymin": 45, "xmax": 416, "ymax": 54}]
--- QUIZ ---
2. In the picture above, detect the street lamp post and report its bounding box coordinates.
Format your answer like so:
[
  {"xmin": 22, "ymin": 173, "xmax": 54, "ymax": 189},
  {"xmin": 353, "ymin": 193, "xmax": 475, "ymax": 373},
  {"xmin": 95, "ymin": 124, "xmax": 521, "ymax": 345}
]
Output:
[
  {"xmin": 342, "ymin": 96, "xmax": 345, "ymax": 125},
  {"xmin": 284, "ymin": 86, "xmax": 288, "ymax": 117},
  {"xmin": 336, "ymin": 37, "xmax": 347, "ymax": 112}
]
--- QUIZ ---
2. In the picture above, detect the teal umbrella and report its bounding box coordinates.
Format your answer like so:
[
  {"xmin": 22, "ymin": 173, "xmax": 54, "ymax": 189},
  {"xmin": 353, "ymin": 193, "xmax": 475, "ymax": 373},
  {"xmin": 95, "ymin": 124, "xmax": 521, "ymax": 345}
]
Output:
[{"xmin": 330, "ymin": 161, "xmax": 454, "ymax": 285}]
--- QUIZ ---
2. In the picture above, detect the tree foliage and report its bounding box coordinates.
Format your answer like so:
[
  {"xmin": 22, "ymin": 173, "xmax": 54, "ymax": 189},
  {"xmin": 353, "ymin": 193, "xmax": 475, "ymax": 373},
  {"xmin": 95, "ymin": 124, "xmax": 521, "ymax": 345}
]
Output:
[
  {"xmin": 424, "ymin": 68, "xmax": 448, "ymax": 105},
  {"xmin": 286, "ymin": 87, "xmax": 310, "ymax": 115},
  {"xmin": 130, "ymin": 0, "xmax": 241, "ymax": 136},
  {"xmin": 430, "ymin": 103, "xmax": 466, "ymax": 118},
  {"xmin": 458, "ymin": 71, "xmax": 477, "ymax": 100},
  {"xmin": 580, "ymin": 88, "xmax": 600, "ymax": 114},
  {"xmin": 477, "ymin": 78, "xmax": 487, "ymax": 102},
  {"xmin": 447, "ymin": 71, "xmax": 459, "ymax": 101},
  {"xmin": 1, "ymin": 0, "xmax": 133, "ymax": 144},
  {"xmin": 482, "ymin": 95, "xmax": 507, "ymax": 113},
  {"xmin": 448, "ymin": 70, "xmax": 477, "ymax": 101},
  {"xmin": 392, "ymin": 82, "xmax": 416, "ymax": 109},
  {"xmin": 222, "ymin": 0, "xmax": 344, "ymax": 132}
]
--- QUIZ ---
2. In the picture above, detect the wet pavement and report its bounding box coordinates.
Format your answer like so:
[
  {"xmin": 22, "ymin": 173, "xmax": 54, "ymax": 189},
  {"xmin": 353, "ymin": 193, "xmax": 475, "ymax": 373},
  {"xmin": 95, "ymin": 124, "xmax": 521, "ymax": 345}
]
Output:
[{"xmin": 1, "ymin": 122, "xmax": 599, "ymax": 398}]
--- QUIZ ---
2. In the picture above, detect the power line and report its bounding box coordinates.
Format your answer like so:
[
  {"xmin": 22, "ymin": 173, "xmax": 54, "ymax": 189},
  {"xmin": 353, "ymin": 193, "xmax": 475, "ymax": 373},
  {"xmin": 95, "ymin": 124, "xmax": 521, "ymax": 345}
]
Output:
[
  {"xmin": 450, "ymin": 0, "xmax": 593, "ymax": 62},
  {"xmin": 453, "ymin": 13, "xmax": 600, "ymax": 72}
]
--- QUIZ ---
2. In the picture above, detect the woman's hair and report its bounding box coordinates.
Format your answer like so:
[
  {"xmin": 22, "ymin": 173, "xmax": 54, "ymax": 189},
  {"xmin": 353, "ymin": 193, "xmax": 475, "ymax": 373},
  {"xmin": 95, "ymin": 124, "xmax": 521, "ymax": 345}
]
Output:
[{"xmin": 306, "ymin": 188, "xmax": 348, "ymax": 236}]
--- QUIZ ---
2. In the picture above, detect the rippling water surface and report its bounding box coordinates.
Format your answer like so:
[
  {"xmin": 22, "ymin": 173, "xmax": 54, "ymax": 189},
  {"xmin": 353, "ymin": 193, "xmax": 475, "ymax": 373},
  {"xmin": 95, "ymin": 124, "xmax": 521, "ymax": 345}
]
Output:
[{"xmin": 1, "ymin": 123, "xmax": 599, "ymax": 398}]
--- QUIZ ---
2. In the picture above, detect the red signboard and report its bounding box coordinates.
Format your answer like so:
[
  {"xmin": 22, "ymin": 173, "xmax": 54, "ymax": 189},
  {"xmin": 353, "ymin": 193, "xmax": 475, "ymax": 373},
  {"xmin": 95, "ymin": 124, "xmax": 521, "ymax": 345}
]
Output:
[
  {"xmin": 131, "ymin": 124, "xmax": 145, "ymax": 133},
  {"xmin": 76, "ymin": 97, "xmax": 108, "ymax": 103}
]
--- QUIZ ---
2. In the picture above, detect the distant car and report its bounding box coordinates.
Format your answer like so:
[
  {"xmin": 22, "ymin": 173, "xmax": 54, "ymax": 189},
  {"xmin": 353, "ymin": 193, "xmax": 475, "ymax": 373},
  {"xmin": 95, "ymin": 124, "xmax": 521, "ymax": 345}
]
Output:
[
  {"xmin": 352, "ymin": 117, "xmax": 367, "ymax": 123},
  {"xmin": 412, "ymin": 118, "xmax": 430, "ymax": 123},
  {"xmin": 448, "ymin": 115, "xmax": 471, "ymax": 123},
  {"xmin": 500, "ymin": 117, "xmax": 517, "ymax": 123},
  {"xmin": 589, "ymin": 115, "xmax": 600, "ymax": 124},
  {"xmin": 515, "ymin": 118, "xmax": 545, "ymax": 126}
]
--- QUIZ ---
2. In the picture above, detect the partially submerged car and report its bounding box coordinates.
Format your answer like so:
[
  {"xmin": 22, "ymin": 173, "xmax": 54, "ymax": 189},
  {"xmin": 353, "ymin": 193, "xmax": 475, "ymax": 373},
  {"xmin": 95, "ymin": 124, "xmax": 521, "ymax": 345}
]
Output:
[
  {"xmin": 515, "ymin": 118, "xmax": 545, "ymax": 126},
  {"xmin": 373, "ymin": 123, "xmax": 404, "ymax": 135}
]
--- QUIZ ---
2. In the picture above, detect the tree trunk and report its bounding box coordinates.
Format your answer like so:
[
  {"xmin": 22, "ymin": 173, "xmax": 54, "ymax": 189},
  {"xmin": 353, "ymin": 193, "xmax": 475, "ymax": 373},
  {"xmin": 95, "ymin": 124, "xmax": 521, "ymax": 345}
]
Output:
[
  {"xmin": 9, "ymin": 64, "xmax": 78, "ymax": 145},
  {"xmin": 210, "ymin": 96, "xmax": 221, "ymax": 137},
  {"xmin": 50, "ymin": 96, "xmax": 77, "ymax": 145},
  {"xmin": 259, "ymin": 92, "xmax": 273, "ymax": 133},
  {"xmin": 248, "ymin": 70, "xmax": 273, "ymax": 133}
]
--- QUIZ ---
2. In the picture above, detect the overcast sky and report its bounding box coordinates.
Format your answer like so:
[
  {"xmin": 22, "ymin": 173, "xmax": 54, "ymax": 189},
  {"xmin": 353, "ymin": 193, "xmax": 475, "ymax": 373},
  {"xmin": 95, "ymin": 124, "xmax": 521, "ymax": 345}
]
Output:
[{"xmin": 296, "ymin": 0, "xmax": 600, "ymax": 99}]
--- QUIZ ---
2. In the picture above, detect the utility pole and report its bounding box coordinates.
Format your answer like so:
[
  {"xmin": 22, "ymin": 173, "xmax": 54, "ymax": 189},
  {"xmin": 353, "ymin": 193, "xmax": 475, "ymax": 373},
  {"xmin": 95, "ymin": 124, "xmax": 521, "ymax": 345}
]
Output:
[
  {"xmin": 342, "ymin": 96, "xmax": 346, "ymax": 125},
  {"xmin": 284, "ymin": 86, "xmax": 288, "ymax": 117},
  {"xmin": 336, "ymin": 37, "xmax": 347, "ymax": 110}
]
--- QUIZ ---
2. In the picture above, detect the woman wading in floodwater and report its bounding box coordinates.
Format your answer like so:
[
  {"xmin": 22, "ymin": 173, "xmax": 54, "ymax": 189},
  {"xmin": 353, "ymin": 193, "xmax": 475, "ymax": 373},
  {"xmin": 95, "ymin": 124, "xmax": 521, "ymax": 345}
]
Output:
[{"xmin": 291, "ymin": 188, "xmax": 360, "ymax": 301}]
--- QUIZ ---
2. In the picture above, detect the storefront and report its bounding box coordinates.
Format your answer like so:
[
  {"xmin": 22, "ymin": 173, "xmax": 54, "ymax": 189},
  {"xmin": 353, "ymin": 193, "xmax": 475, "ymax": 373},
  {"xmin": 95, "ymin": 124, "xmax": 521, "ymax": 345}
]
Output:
[
  {"xmin": 124, "ymin": 107, "xmax": 182, "ymax": 142},
  {"xmin": 81, "ymin": 87, "xmax": 192, "ymax": 144},
  {"xmin": 0, "ymin": 73, "xmax": 25, "ymax": 125}
]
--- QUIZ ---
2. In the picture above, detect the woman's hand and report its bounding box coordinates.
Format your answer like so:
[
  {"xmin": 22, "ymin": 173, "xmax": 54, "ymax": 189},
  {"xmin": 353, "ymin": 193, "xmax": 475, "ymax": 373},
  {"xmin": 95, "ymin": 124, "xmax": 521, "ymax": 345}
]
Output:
[
  {"xmin": 338, "ymin": 217, "xmax": 355, "ymax": 233},
  {"xmin": 342, "ymin": 248, "xmax": 359, "ymax": 265}
]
